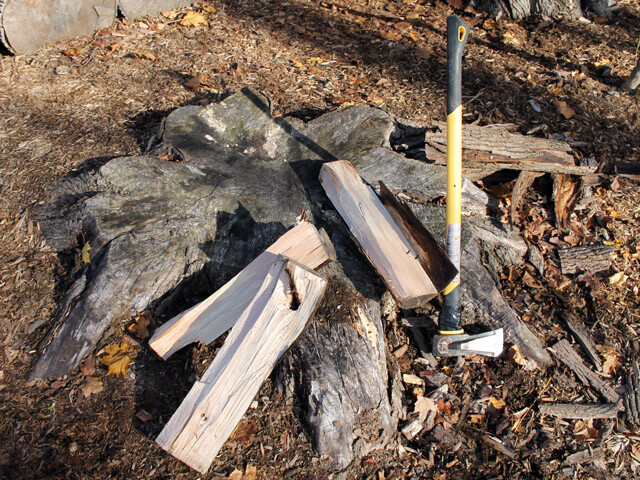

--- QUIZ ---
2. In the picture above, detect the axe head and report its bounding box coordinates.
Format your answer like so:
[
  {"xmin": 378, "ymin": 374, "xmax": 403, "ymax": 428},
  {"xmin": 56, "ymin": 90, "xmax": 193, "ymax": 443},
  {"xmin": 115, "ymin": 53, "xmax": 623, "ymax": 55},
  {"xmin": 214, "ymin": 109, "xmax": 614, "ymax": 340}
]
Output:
[{"xmin": 433, "ymin": 328, "xmax": 504, "ymax": 357}]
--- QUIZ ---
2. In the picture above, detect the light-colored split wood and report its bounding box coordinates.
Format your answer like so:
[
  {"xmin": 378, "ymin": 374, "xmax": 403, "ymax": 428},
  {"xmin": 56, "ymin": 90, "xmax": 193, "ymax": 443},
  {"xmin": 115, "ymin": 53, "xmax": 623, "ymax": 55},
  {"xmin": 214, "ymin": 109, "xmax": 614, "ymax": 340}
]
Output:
[
  {"xmin": 155, "ymin": 257, "xmax": 326, "ymax": 473},
  {"xmin": 319, "ymin": 160, "xmax": 438, "ymax": 308},
  {"xmin": 149, "ymin": 221, "xmax": 334, "ymax": 359}
]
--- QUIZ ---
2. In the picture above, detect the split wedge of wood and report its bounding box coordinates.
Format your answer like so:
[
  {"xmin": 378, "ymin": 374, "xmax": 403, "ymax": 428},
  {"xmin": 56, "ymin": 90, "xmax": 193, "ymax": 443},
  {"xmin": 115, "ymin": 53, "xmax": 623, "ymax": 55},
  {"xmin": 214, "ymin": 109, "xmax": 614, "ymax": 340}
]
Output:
[
  {"xmin": 156, "ymin": 257, "xmax": 327, "ymax": 473},
  {"xmin": 149, "ymin": 221, "xmax": 334, "ymax": 359}
]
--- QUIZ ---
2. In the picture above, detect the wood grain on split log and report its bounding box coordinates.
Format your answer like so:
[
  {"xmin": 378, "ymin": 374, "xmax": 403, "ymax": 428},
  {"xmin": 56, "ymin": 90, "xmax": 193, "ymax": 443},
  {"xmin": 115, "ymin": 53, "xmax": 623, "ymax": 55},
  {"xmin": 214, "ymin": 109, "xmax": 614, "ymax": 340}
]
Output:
[
  {"xmin": 551, "ymin": 339, "xmax": 619, "ymax": 403},
  {"xmin": 281, "ymin": 263, "xmax": 396, "ymax": 470},
  {"xmin": 424, "ymin": 122, "xmax": 592, "ymax": 175},
  {"xmin": 149, "ymin": 222, "xmax": 334, "ymax": 359},
  {"xmin": 377, "ymin": 181, "xmax": 457, "ymax": 293},
  {"xmin": 319, "ymin": 160, "xmax": 438, "ymax": 308},
  {"xmin": 563, "ymin": 316, "xmax": 602, "ymax": 371},
  {"xmin": 511, "ymin": 171, "xmax": 545, "ymax": 222},
  {"xmin": 156, "ymin": 258, "xmax": 326, "ymax": 474},
  {"xmin": 539, "ymin": 402, "xmax": 619, "ymax": 419},
  {"xmin": 558, "ymin": 244, "xmax": 613, "ymax": 275}
]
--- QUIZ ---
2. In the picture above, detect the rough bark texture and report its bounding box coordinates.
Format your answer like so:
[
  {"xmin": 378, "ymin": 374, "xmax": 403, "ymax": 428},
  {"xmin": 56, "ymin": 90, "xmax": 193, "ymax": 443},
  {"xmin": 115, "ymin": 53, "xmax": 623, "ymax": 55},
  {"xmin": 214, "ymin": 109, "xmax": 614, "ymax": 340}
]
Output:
[
  {"xmin": 557, "ymin": 244, "xmax": 613, "ymax": 275},
  {"xmin": 563, "ymin": 316, "xmax": 603, "ymax": 371},
  {"xmin": 539, "ymin": 402, "xmax": 619, "ymax": 419},
  {"xmin": 625, "ymin": 359, "xmax": 640, "ymax": 425},
  {"xmin": 280, "ymin": 262, "xmax": 397, "ymax": 471},
  {"xmin": 479, "ymin": 0, "xmax": 610, "ymax": 20},
  {"xmin": 551, "ymin": 339, "xmax": 619, "ymax": 403}
]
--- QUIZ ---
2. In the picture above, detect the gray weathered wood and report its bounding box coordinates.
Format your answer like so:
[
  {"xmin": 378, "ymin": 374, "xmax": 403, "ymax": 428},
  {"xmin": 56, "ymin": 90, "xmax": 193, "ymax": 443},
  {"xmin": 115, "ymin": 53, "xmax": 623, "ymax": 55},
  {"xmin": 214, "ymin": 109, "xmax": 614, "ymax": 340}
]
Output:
[
  {"xmin": 558, "ymin": 244, "xmax": 613, "ymax": 275},
  {"xmin": 563, "ymin": 316, "xmax": 603, "ymax": 371},
  {"xmin": 539, "ymin": 402, "xmax": 619, "ymax": 419},
  {"xmin": 551, "ymin": 339, "xmax": 619, "ymax": 403},
  {"xmin": 1, "ymin": 0, "xmax": 116, "ymax": 54},
  {"xmin": 564, "ymin": 447, "xmax": 605, "ymax": 466},
  {"xmin": 511, "ymin": 171, "xmax": 545, "ymax": 222},
  {"xmin": 118, "ymin": 0, "xmax": 193, "ymax": 20},
  {"xmin": 424, "ymin": 122, "xmax": 592, "ymax": 176},
  {"xmin": 280, "ymin": 262, "xmax": 396, "ymax": 470},
  {"xmin": 624, "ymin": 359, "xmax": 639, "ymax": 425}
]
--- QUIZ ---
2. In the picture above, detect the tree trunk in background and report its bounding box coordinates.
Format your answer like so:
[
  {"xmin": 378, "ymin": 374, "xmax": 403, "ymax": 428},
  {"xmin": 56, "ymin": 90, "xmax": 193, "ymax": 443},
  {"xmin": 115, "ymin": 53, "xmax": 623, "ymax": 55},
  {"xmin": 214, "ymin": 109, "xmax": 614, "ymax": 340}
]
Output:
[{"xmin": 479, "ymin": 0, "xmax": 611, "ymax": 19}]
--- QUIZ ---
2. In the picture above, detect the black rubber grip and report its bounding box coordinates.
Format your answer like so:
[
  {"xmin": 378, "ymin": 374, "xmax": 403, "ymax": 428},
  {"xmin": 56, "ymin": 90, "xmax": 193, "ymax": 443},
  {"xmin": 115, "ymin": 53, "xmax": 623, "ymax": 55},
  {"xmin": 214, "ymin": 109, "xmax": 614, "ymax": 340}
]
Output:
[
  {"xmin": 439, "ymin": 285, "xmax": 462, "ymax": 331},
  {"xmin": 447, "ymin": 16, "xmax": 470, "ymax": 115}
]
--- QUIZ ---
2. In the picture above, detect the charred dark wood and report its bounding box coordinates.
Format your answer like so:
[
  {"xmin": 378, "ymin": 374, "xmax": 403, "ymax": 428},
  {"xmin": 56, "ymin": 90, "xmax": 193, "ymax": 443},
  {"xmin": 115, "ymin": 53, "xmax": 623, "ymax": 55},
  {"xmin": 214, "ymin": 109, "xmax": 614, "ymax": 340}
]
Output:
[
  {"xmin": 551, "ymin": 339, "xmax": 619, "ymax": 403},
  {"xmin": 539, "ymin": 402, "xmax": 619, "ymax": 419},
  {"xmin": 280, "ymin": 262, "xmax": 396, "ymax": 471},
  {"xmin": 558, "ymin": 244, "xmax": 613, "ymax": 275}
]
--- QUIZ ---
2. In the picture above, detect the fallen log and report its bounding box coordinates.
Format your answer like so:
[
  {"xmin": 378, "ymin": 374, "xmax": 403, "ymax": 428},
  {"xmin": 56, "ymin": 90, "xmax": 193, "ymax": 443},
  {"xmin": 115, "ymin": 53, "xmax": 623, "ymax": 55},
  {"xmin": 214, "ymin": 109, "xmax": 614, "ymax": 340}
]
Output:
[
  {"xmin": 558, "ymin": 244, "xmax": 613, "ymax": 275},
  {"xmin": 149, "ymin": 221, "xmax": 335, "ymax": 359},
  {"xmin": 319, "ymin": 160, "xmax": 455, "ymax": 308},
  {"xmin": 551, "ymin": 339, "xmax": 619, "ymax": 403},
  {"xmin": 539, "ymin": 402, "xmax": 619, "ymax": 419},
  {"xmin": 156, "ymin": 257, "xmax": 327, "ymax": 474},
  {"xmin": 424, "ymin": 122, "xmax": 592, "ymax": 176}
]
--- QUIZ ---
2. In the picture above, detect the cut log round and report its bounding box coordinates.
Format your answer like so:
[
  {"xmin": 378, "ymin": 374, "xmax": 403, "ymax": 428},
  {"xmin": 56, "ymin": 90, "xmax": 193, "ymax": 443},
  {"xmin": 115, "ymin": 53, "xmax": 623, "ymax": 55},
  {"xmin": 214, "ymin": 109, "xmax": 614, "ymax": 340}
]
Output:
[{"xmin": 0, "ymin": 0, "xmax": 116, "ymax": 54}]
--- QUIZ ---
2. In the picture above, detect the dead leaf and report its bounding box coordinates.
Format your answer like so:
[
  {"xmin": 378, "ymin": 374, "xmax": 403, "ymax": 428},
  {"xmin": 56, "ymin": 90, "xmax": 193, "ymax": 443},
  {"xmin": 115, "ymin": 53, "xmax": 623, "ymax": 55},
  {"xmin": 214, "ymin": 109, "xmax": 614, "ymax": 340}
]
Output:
[
  {"xmin": 229, "ymin": 469, "xmax": 243, "ymax": 480},
  {"xmin": 574, "ymin": 419, "xmax": 599, "ymax": 441},
  {"xmin": 414, "ymin": 395, "xmax": 437, "ymax": 423},
  {"xmin": 80, "ymin": 356, "xmax": 96, "ymax": 376},
  {"xmin": 98, "ymin": 341, "xmax": 132, "ymax": 377},
  {"xmin": 552, "ymin": 98, "xmax": 576, "ymax": 119},
  {"xmin": 307, "ymin": 57, "xmax": 323, "ymax": 64},
  {"xmin": 128, "ymin": 311, "xmax": 151, "ymax": 340},
  {"xmin": 81, "ymin": 241, "xmax": 91, "ymax": 264},
  {"xmin": 230, "ymin": 422, "xmax": 259, "ymax": 443},
  {"xmin": 596, "ymin": 344, "xmax": 621, "ymax": 375},
  {"xmin": 507, "ymin": 345, "xmax": 526, "ymax": 366},
  {"xmin": 180, "ymin": 11, "xmax": 208, "ymax": 27},
  {"xmin": 62, "ymin": 46, "xmax": 83, "ymax": 57},
  {"xmin": 608, "ymin": 271, "xmax": 626, "ymax": 285},
  {"xmin": 522, "ymin": 270, "xmax": 541, "ymax": 288},
  {"xmin": 489, "ymin": 397, "xmax": 506, "ymax": 410},
  {"xmin": 185, "ymin": 72, "xmax": 209, "ymax": 90},
  {"xmin": 80, "ymin": 377, "xmax": 103, "ymax": 398},
  {"xmin": 161, "ymin": 9, "xmax": 179, "ymax": 20},
  {"xmin": 202, "ymin": 6, "xmax": 217, "ymax": 14},
  {"xmin": 502, "ymin": 31, "xmax": 521, "ymax": 47},
  {"xmin": 469, "ymin": 414, "xmax": 485, "ymax": 424},
  {"xmin": 104, "ymin": 41, "xmax": 122, "ymax": 57},
  {"xmin": 228, "ymin": 465, "xmax": 257, "ymax": 480},
  {"xmin": 135, "ymin": 50, "xmax": 156, "ymax": 61}
]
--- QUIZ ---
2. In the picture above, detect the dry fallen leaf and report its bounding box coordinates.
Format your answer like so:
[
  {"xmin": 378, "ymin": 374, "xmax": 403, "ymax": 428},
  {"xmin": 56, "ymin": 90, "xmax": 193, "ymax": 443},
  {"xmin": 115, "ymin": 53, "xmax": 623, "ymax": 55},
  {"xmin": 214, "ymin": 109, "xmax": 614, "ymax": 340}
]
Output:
[
  {"xmin": 128, "ymin": 311, "xmax": 151, "ymax": 340},
  {"xmin": 62, "ymin": 46, "xmax": 83, "ymax": 57},
  {"xmin": 135, "ymin": 50, "xmax": 156, "ymax": 61},
  {"xmin": 414, "ymin": 395, "xmax": 437, "ymax": 423},
  {"xmin": 573, "ymin": 419, "xmax": 599, "ymax": 441},
  {"xmin": 230, "ymin": 421, "xmax": 259, "ymax": 443},
  {"xmin": 489, "ymin": 397, "xmax": 506, "ymax": 410},
  {"xmin": 185, "ymin": 72, "xmax": 210, "ymax": 90},
  {"xmin": 81, "ymin": 241, "xmax": 91, "ymax": 264},
  {"xmin": 80, "ymin": 356, "xmax": 96, "ymax": 376},
  {"xmin": 180, "ymin": 11, "xmax": 208, "ymax": 27},
  {"xmin": 202, "ymin": 6, "xmax": 217, "ymax": 14},
  {"xmin": 228, "ymin": 465, "xmax": 257, "ymax": 480},
  {"xmin": 608, "ymin": 271, "xmax": 626, "ymax": 285},
  {"xmin": 99, "ymin": 341, "xmax": 132, "ymax": 377},
  {"xmin": 307, "ymin": 57, "xmax": 323, "ymax": 64},
  {"xmin": 380, "ymin": 30, "xmax": 402, "ymax": 41},
  {"xmin": 596, "ymin": 344, "xmax": 621, "ymax": 375},
  {"xmin": 80, "ymin": 377, "xmax": 103, "ymax": 398},
  {"xmin": 552, "ymin": 98, "xmax": 576, "ymax": 119}
]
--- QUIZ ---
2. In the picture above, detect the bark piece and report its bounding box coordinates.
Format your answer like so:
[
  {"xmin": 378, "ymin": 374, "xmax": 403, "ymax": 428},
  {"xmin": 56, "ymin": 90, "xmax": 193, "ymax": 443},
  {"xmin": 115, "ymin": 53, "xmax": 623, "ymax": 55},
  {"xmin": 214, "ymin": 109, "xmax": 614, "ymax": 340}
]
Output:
[
  {"xmin": 118, "ymin": 0, "xmax": 193, "ymax": 20},
  {"xmin": 564, "ymin": 447, "xmax": 605, "ymax": 466},
  {"xmin": 156, "ymin": 258, "xmax": 327, "ymax": 474},
  {"xmin": 558, "ymin": 244, "xmax": 613, "ymax": 275},
  {"xmin": 149, "ymin": 222, "xmax": 334, "ymax": 359},
  {"xmin": 377, "ymin": 181, "xmax": 457, "ymax": 293},
  {"xmin": 539, "ymin": 402, "xmax": 619, "ymax": 419},
  {"xmin": 563, "ymin": 316, "xmax": 603, "ymax": 371},
  {"xmin": 551, "ymin": 339, "xmax": 619, "ymax": 403},
  {"xmin": 1, "ymin": 0, "xmax": 116, "ymax": 54},
  {"xmin": 481, "ymin": 434, "xmax": 516, "ymax": 459},
  {"xmin": 281, "ymin": 263, "xmax": 396, "ymax": 470},
  {"xmin": 424, "ymin": 123, "xmax": 591, "ymax": 175},
  {"xmin": 511, "ymin": 171, "xmax": 545, "ymax": 223},
  {"xmin": 319, "ymin": 160, "xmax": 441, "ymax": 308},
  {"xmin": 621, "ymin": 58, "xmax": 640, "ymax": 93},
  {"xmin": 624, "ymin": 359, "xmax": 640, "ymax": 425},
  {"xmin": 552, "ymin": 173, "xmax": 581, "ymax": 230}
]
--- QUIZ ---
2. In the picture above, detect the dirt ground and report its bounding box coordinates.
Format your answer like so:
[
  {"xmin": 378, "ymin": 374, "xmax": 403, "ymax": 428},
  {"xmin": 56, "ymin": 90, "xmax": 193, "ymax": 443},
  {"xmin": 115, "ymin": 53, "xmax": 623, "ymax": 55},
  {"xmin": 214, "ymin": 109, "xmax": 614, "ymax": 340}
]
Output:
[{"xmin": 1, "ymin": 0, "xmax": 639, "ymax": 479}]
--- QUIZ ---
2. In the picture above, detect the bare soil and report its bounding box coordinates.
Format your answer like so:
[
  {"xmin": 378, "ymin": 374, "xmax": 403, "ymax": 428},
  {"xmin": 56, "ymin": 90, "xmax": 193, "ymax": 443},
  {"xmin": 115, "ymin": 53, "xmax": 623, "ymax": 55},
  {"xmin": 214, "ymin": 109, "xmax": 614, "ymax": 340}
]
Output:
[{"xmin": 1, "ymin": 1, "xmax": 639, "ymax": 479}]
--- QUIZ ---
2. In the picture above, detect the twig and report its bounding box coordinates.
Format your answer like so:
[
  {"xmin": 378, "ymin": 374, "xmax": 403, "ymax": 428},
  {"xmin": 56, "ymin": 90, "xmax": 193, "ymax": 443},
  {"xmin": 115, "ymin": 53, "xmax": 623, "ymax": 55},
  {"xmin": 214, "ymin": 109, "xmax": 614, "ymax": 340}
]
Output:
[{"xmin": 511, "ymin": 377, "xmax": 552, "ymax": 433}]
